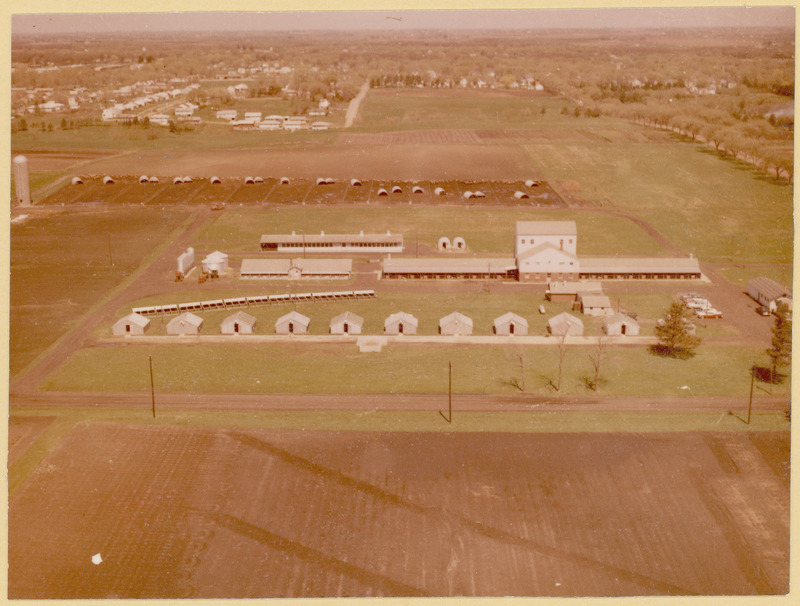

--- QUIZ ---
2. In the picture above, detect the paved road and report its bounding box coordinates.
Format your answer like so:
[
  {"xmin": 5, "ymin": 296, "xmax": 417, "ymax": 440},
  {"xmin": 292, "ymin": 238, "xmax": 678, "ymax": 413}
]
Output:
[{"xmin": 9, "ymin": 390, "xmax": 790, "ymax": 414}]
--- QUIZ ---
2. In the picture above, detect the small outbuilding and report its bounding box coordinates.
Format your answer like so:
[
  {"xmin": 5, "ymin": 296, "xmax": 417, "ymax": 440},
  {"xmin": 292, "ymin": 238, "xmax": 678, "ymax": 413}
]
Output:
[
  {"xmin": 149, "ymin": 176, "xmax": 159, "ymax": 183},
  {"xmin": 166, "ymin": 312, "xmax": 203, "ymax": 335},
  {"xmin": 603, "ymin": 313, "xmax": 640, "ymax": 336},
  {"xmin": 434, "ymin": 187, "xmax": 446, "ymax": 196},
  {"xmin": 139, "ymin": 175, "xmax": 150, "ymax": 183},
  {"xmin": 747, "ymin": 277, "xmax": 792, "ymax": 314},
  {"xmin": 392, "ymin": 185, "xmax": 403, "ymax": 194},
  {"xmin": 412, "ymin": 185, "xmax": 424, "ymax": 194},
  {"xmin": 384, "ymin": 312, "xmax": 418, "ymax": 335},
  {"xmin": 377, "ymin": 188, "xmax": 389, "ymax": 196},
  {"xmin": 350, "ymin": 178, "xmax": 362, "ymax": 187},
  {"xmin": 439, "ymin": 312, "xmax": 473, "ymax": 336},
  {"xmin": 494, "ymin": 312, "xmax": 528, "ymax": 336},
  {"xmin": 580, "ymin": 294, "xmax": 614, "ymax": 317},
  {"xmin": 276, "ymin": 311, "xmax": 310, "ymax": 335},
  {"xmin": 547, "ymin": 312, "xmax": 584, "ymax": 336},
  {"xmin": 103, "ymin": 176, "xmax": 115, "ymax": 184},
  {"xmin": 330, "ymin": 311, "xmax": 364, "ymax": 335},
  {"xmin": 71, "ymin": 176, "xmax": 84, "ymax": 185},
  {"xmin": 280, "ymin": 177, "xmax": 290, "ymax": 184},
  {"xmin": 221, "ymin": 311, "xmax": 257, "ymax": 335},
  {"xmin": 112, "ymin": 312, "xmax": 150, "ymax": 336},
  {"xmin": 453, "ymin": 237, "xmax": 466, "ymax": 250},
  {"xmin": 210, "ymin": 176, "xmax": 222, "ymax": 184},
  {"xmin": 173, "ymin": 177, "xmax": 184, "ymax": 184},
  {"xmin": 525, "ymin": 179, "xmax": 539, "ymax": 187},
  {"xmin": 244, "ymin": 176, "xmax": 256, "ymax": 184},
  {"xmin": 437, "ymin": 237, "xmax": 451, "ymax": 251},
  {"xmin": 202, "ymin": 251, "xmax": 229, "ymax": 273},
  {"xmin": 514, "ymin": 191, "xmax": 529, "ymax": 199}
]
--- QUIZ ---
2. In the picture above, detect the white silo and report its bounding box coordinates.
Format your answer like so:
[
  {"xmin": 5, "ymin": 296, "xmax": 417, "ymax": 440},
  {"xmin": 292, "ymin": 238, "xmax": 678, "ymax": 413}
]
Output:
[{"xmin": 13, "ymin": 155, "xmax": 31, "ymax": 206}]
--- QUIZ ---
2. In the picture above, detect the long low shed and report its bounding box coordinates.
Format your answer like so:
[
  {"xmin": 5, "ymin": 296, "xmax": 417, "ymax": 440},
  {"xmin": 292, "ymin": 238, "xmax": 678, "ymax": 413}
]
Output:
[
  {"xmin": 578, "ymin": 257, "xmax": 702, "ymax": 280},
  {"xmin": 261, "ymin": 232, "xmax": 403, "ymax": 252},
  {"xmin": 240, "ymin": 258, "xmax": 352, "ymax": 279},
  {"xmin": 382, "ymin": 257, "xmax": 517, "ymax": 280}
]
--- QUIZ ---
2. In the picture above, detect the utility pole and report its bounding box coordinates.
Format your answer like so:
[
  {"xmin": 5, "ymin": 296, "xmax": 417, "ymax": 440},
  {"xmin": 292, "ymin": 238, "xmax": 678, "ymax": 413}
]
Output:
[
  {"xmin": 747, "ymin": 363, "xmax": 755, "ymax": 425},
  {"xmin": 439, "ymin": 361, "xmax": 452, "ymax": 424},
  {"xmin": 149, "ymin": 355, "xmax": 156, "ymax": 419}
]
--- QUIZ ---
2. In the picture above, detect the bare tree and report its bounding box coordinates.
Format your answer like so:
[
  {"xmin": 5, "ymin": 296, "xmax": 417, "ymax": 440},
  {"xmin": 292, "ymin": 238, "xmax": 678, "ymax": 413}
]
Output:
[
  {"xmin": 556, "ymin": 332, "xmax": 568, "ymax": 391},
  {"xmin": 589, "ymin": 334, "xmax": 610, "ymax": 391}
]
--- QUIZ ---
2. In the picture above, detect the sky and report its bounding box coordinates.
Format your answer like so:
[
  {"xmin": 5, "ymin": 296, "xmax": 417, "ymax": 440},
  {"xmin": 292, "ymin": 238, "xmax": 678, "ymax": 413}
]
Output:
[{"xmin": 12, "ymin": 6, "xmax": 796, "ymax": 35}]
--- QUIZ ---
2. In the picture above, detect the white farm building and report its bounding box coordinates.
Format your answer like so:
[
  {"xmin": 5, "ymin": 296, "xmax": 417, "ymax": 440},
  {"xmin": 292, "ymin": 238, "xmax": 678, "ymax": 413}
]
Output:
[
  {"xmin": 166, "ymin": 312, "xmax": 203, "ymax": 335},
  {"xmin": 276, "ymin": 311, "xmax": 310, "ymax": 335},
  {"xmin": 113, "ymin": 313, "xmax": 150, "ymax": 336},
  {"xmin": 747, "ymin": 277, "xmax": 792, "ymax": 313},
  {"xmin": 221, "ymin": 311, "xmax": 257, "ymax": 335},
  {"xmin": 439, "ymin": 312, "xmax": 473, "ymax": 336},
  {"xmin": 384, "ymin": 312, "xmax": 418, "ymax": 335},
  {"xmin": 330, "ymin": 312, "xmax": 364, "ymax": 335},
  {"xmin": 493, "ymin": 312, "xmax": 528, "ymax": 336},
  {"xmin": 547, "ymin": 312, "xmax": 584, "ymax": 336}
]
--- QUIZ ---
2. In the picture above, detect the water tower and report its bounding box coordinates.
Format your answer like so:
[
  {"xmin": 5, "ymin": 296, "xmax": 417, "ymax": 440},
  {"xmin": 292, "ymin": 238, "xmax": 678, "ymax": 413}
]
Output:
[{"xmin": 13, "ymin": 155, "xmax": 31, "ymax": 206}]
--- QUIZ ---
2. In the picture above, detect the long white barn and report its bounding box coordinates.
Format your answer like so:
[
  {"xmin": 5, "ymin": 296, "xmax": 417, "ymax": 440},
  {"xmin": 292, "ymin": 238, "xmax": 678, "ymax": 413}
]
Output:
[{"xmin": 261, "ymin": 231, "xmax": 403, "ymax": 253}]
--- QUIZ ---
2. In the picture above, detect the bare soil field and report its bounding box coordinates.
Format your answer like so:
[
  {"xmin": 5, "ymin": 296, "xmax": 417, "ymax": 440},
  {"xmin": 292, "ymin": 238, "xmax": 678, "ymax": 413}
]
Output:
[
  {"xmin": 55, "ymin": 144, "xmax": 536, "ymax": 181},
  {"xmin": 8, "ymin": 423, "xmax": 789, "ymax": 598},
  {"xmin": 8, "ymin": 416, "xmax": 55, "ymax": 467},
  {"xmin": 14, "ymin": 150, "xmax": 115, "ymax": 171}
]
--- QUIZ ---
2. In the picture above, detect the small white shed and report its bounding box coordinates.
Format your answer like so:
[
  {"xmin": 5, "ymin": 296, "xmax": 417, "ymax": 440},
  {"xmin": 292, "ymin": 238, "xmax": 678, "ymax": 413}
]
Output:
[
  {"xmin": 603, "ymin": 313, "xmax": 640, "ymax": 336},
  {"xmin": 112, "ymin": 312, "xmax": 150, "ymax": 336},
  {"xmin": 494, "ymin": 312, "xmax": 528, "ymax": 336},
  {"xmin": 385, "ymin": 312, "xmax": 418, "ymax": 335},
  {"xmin": 166, "ymin": 312, "xmax": 203, "ymax": 335},
  {"xmin": 221, "ymin": 311, "xmax": 257, "ymax": 335},
  {"xmin": 330, "ymin": 311, "xmax": 364, "ymax": 335},
  {"xmin": 548, "ymin": 312, "xmax": 584, "ymax": 336},
  {"xmin": 276, "ymin": 311, "xmax": 310, "ymax": 335},
  {"xmin": 439, "ymin": 312, "xmax": 473, "ymax": 336}
]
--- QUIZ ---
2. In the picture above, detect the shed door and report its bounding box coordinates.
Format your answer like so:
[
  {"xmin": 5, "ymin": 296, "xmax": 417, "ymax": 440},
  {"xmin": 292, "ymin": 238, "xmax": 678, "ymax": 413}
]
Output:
[
  {"xmin": 126, "ymin": 324, "xmax": 131, "ymax": 333},
  {"xmin": 398, "ymin": 322, "xmax": 404, "ymax": 334},
  {"xmin": 509, "ymin": 323, "xmax": 514, "ymax": 335},
  {"xmin": 343, "ymin": 323, "xmax": 349, "ymax": 334},
  {"xmin": 289, "ymin": 322, "xmax": 294, "ymax": 334},
  {"xmin": 234, "ymin": 322, "xmax": 240, "ymax": 333},
  {"xmin": 621, "ymin": 324, "xmax": 626, "ymax": 335}
]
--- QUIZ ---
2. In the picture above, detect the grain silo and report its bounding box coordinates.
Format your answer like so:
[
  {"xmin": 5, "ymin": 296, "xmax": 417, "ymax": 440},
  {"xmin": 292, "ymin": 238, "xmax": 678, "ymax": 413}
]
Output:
[{"xmin": 13, "ymin": 155, "xmax": 31, "ymax": 206}]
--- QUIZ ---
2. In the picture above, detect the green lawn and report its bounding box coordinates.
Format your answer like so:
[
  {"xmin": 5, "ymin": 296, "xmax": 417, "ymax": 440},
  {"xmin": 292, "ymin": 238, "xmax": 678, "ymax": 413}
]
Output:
[
  {"xmin": 526, "ymin": 138, "xmax": 793, "ymax": 266},
  {"xmin": 42, "ymin": 342, "xmax": 787, "ymax": 398},
  {"xmin": 192, "ymin": 206, "xmax": 668, "ymax": 256}
]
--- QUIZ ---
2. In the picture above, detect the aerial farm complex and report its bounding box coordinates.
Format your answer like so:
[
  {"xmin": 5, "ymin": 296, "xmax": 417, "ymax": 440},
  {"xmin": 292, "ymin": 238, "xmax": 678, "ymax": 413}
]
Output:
[{"xmin": 8, "ymin": 13, "xmax": 793, "ymax": 601}]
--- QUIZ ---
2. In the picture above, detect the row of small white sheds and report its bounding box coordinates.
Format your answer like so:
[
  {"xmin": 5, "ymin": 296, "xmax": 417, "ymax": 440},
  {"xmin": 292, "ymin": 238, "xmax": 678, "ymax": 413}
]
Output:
[
  {"xmin": 547, "ymin": 312, "xmax": 640, "ymax": 336},
  {"xmin": 113, "ymin": 310, "xmax": 536, "ymax": 336}
]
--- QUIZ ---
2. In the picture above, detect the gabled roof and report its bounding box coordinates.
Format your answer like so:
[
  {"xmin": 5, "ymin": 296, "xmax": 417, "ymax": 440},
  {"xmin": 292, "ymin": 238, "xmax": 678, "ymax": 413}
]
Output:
[
  {"xmin": 494, "ymin": 312, "xmax": 528, "ymax": 328},
  {"xmin": 440, "ymin": 312, "xmax": 473, "ymax": 328},
  {"xmin": 117, "ymin": 312, "xmax": 150, "ymax": 328},
  {"xmin": 331, "ymin": 311, "xmax": 364, "ymax": 327},
  {"xmin": 749, "ymin": 276, "xmax": 792, "ymax": 301},
  {"xmin": 517, "ymin": 242, "xmax": 578, "ymax": 262},
  {"xmin": 224, "ymin": 311, "xmax": 257, "ymax": 326},
  {"xmin": 204, "ymin": 250, "xmax": 228, "ymax": 261},
  {"xmin": 580, "ymin": 294, "xmax": 612, "ymax": 308},
  {"xmin": 168, "ymin": 312, "xmax": 203, "ymax": 328},
  {"xmin": 603, "ymin": 313, "xmax": 639, "ymax": 327},
  {"xmin": 385, "ymin": 312, "xmax": 418, "ymax": 327},
  {"xmin": 276, "ymin": 311, "xmax": 310, "ymax": 326},
  {"xmin": 548, "ymin": 312, "xmax": 583, "ymax": 328}
]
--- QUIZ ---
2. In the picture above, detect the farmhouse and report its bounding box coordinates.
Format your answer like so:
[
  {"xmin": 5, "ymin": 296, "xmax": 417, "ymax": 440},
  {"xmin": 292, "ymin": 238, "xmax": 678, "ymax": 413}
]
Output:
[
  {"xmin": 439, "ymin": 312, "xmax": 473, "ymax": 336},
  {"xmin": 579, "ymin": 294, "xmax": 614, "ymax": 317},
  {"xmin": 747, "ymin": 277, "xmax": 792, "ymax": 313},
  {"xmin": 494, "ymin": 312, "xmax": 528, "ymax": 336},
  {"xmin": 603, "ymin": 313, "xmax": 640, "ymax": 336},
  {"xmin": 240, "ymin": 258, "xmax": 352, "ymax": 279},
  {"xmin": 221, "ymin": 311, "xmax": 257, "ymax": 335},
  {"xmin": 381, "ymin": 257, "xmax": 517, "ymax": 280},
  {"xmin": 276, "ymin": 311, "xmax": 310, "ymax": 335},
  {"xmin": 261, "ymin": 232, "xmax": 403, "ymax": 253},
  {"xmin": 166, "ymin": 312, "xmax": 203, "ymax": 335},
  {"xmin": 385, "ymin": 312, "xmax": 418, "ymax": 335},
  {"xmin": 330, "ymin": 311, "xmax": 364, "ymax": 335},
  {"xmin": 515, "ymin": 221, "xmax": 579, "ymax": 283},
  {"xmin": 547, "ymin": 312, "xmax": 584, "ymax": 336},
  {"xmin": 112, "ymin": 313, "xmax": 150, "ymax": 336}
]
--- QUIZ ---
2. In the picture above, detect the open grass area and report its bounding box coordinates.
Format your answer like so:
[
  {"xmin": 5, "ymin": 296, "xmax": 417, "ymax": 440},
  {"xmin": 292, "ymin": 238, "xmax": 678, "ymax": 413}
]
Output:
[
  {"xmin": 192, "ymin": 206, "xmax": 668, "ymax": 256},
  {"xmin": 356, "ymin": 89, "xmax": 575, "ymax": 132},
  {"xmin": 10, "ymin": 208, "xmax": 193, "ymax": 377},
  {"xmin": 42, "ymin": 342, "xmax": 786, "ymax": 398},
  {"xmin": 526, "ymin": 137, "xmax": 793, "ymax": 266}
]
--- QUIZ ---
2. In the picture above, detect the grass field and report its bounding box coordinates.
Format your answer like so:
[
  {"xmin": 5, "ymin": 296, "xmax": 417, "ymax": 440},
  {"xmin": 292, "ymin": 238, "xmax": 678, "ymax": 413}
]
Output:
[
  {"xmin": 526, "ymin": 140, "xmax": 793, "ymax": 266},
  {"xmin": 41, "ymin": 341, "xmax": 786, "ymax": 398},
  {"xmin": 10, "ymin": 208, "xmax": 193, "ymax": 377},
  {"xmin": 192, "ymin": 206, "xmax": 668, "ymax": 256}
]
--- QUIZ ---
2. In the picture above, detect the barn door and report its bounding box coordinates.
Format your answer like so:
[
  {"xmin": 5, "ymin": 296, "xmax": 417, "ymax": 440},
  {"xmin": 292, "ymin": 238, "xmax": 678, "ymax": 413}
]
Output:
[
  {"xmin": 398, "ymin": 322, "xmax": 404, "ymax": 334},
  {"xmin": 344, "ymin": 323, "xmax": 349, "ymax": 334},
  {"xmin": 509, "ymin": 323, "xmax": 514, "ymax": 335},
  {"xmin": 234, "ymin": 322, "xmax": 240, "ymax": 333},
  {"xmin": 289, "ymin": 322, "xmax": 294, "ymax": 334}
]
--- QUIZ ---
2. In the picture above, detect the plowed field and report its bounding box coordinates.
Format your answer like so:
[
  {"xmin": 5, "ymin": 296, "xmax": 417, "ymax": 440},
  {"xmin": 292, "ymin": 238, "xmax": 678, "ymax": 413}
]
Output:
[{"xmin": 9, "ymin": 424, "xmax": 789, "ymax": 598}]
